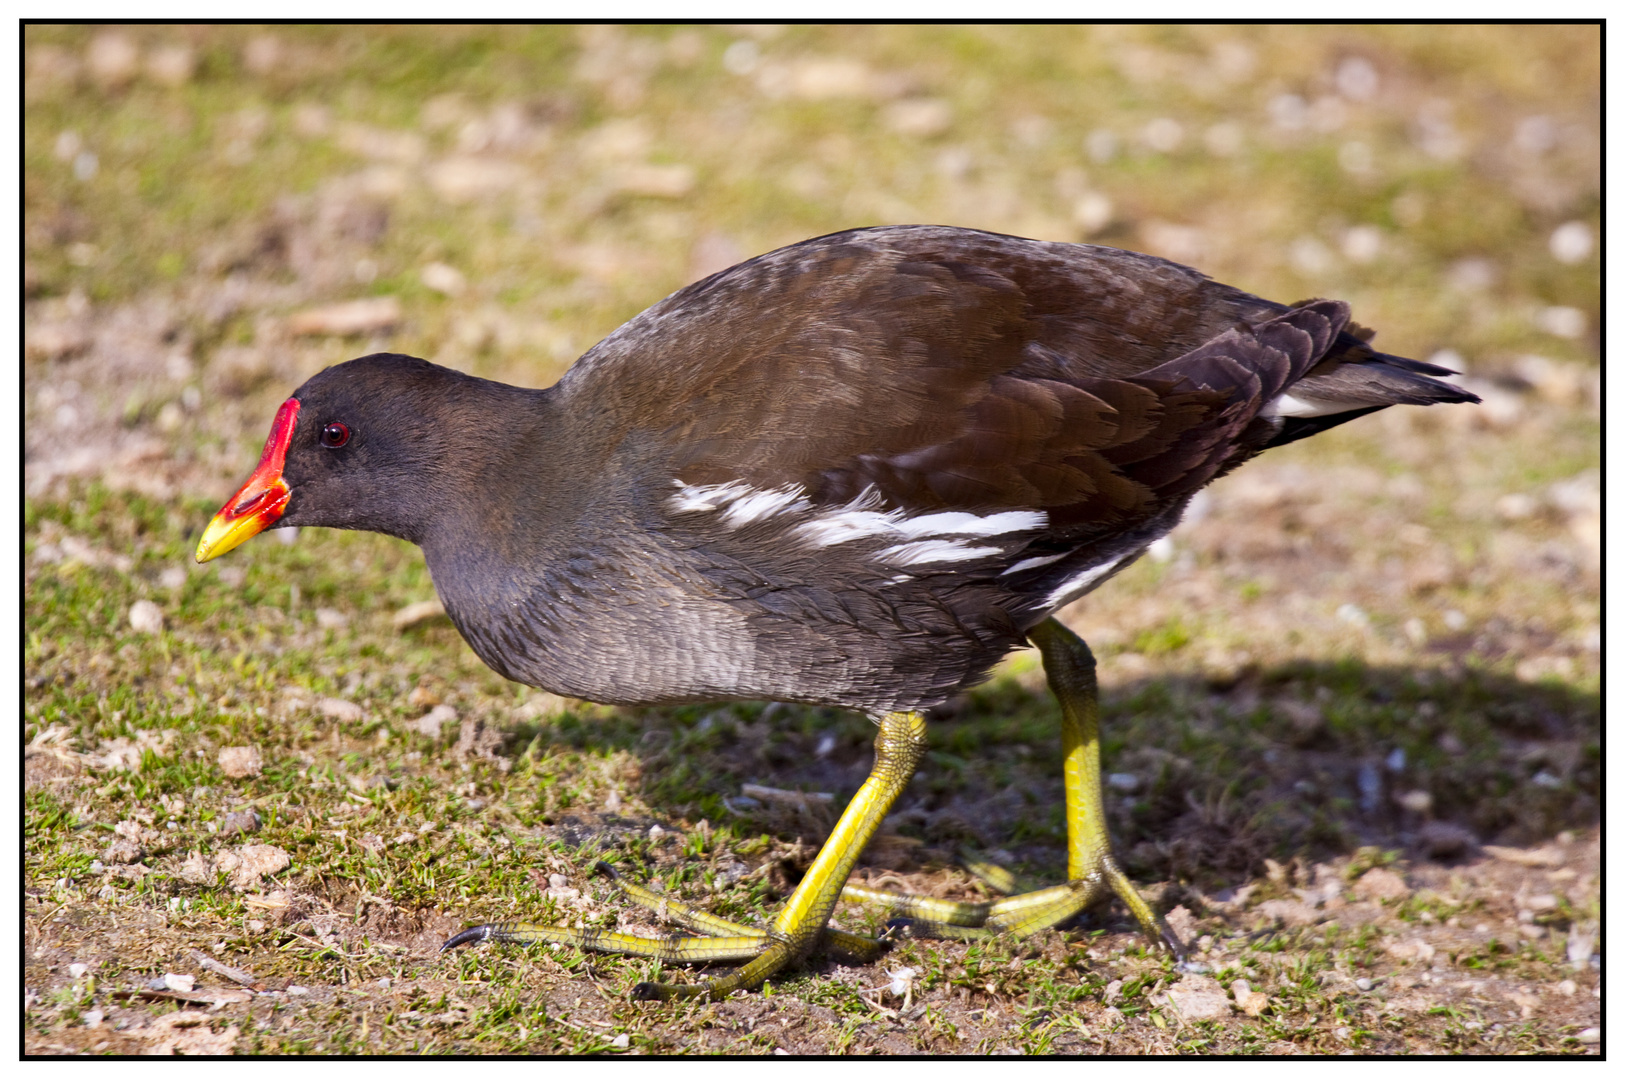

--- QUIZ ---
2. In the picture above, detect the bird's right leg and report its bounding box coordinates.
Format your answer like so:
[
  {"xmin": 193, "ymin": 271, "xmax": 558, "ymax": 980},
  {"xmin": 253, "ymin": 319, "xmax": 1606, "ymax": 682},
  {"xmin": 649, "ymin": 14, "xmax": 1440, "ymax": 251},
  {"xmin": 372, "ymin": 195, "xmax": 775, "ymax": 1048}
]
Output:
[{"xmin": 841, "ymin": 617, "xmax": 1180, "ymax": 953}]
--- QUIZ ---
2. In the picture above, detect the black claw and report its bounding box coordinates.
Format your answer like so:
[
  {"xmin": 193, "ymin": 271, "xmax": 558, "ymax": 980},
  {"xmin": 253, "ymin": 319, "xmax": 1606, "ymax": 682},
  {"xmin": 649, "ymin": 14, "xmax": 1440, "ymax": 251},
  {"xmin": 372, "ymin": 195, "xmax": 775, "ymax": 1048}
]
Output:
[{"xmin": 441, "ymin": 925, "xmax": 493, "ymax": 951}]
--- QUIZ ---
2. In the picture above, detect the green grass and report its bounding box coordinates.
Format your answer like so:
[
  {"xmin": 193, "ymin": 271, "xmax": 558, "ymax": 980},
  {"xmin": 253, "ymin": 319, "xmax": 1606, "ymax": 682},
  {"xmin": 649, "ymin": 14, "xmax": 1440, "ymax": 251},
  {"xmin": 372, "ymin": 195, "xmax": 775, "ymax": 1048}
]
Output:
[{"xmin": 26, "ymin": 23, "xmax": 1597, "ymax": 1056}]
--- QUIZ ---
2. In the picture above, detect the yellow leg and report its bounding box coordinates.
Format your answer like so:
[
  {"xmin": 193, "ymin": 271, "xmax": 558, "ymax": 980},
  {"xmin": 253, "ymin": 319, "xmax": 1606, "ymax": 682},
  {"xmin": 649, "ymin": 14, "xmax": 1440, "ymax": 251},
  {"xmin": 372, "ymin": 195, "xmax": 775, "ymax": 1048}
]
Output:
[
  {"xmin": 443, "ymin": 710, "xmax": 926, "ymax": 999},
  {"xmin": 842, "ymin": 618, "xmax": 1181, "ymax": 953}
]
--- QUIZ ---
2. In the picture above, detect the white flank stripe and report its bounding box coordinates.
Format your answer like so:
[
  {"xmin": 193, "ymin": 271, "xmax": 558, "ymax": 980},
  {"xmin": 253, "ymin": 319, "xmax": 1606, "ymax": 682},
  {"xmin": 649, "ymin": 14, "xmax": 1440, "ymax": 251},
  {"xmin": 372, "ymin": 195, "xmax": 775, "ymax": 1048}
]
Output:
[
  {"xmin": 673, "ymin": 479, "xmax": 1047, "ymax": 568},
  {"xmin": 794, "ymin": 509, "xmax": 901, "ymax": 547},
  {"xmin": 1042, "ymin": 557, "xmax": 1130, "ymax": 610},
  {"xmin": 1002, "ymin": 551, "xmax": 1068, "ymax": 576},
  {"xmin": 669, "ymin": 480, "xmax": 751, "ymax": 513},
  {"xmin": 1262, "ymin": 392, "xmax": 1365, "ymax": 419},
  {"xmin": 797, "ymin": 490, "xmax": 1045, "ymax": 551},
  {"xmin": 670, "ymin": 480, "xmax": 808, "ymax": 528},
  {"xmin": 892, "ymin": 510, "xmax": 1047, "ymax": 539},
  {"xmin": 721, "ymin": 486, "xmax": 808, "ymax": 528},
  {"xmin": 874, "ymin": 540, "xmax": 1003, "ymax": 566}
]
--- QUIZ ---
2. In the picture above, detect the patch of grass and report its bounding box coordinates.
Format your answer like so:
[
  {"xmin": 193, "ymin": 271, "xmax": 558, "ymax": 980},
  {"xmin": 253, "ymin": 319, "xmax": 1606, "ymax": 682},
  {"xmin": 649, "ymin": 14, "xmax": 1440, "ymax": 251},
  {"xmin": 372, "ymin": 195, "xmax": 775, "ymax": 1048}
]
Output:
[{"xmin": 27, "ymin": 23, "xmax": 1597, "ymax": 1056}]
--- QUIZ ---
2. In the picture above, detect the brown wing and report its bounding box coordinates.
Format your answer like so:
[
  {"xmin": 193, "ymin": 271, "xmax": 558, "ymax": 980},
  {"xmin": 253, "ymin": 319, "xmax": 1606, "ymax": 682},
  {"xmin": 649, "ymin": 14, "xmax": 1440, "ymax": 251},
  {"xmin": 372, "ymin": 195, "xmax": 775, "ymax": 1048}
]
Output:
[
  {"xmin": 561, "ymin": 227, "xmax": 1279, "ymax": 508},
  {"xmin": 560, "ymin": 226, "xmax": 1467, "ymax": 537}
]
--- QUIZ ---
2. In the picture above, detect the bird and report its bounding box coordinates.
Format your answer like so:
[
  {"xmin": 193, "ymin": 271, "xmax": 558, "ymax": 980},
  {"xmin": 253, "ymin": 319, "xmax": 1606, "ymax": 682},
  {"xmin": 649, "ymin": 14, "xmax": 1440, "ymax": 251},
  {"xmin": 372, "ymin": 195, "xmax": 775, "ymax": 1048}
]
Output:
[{"xmin": 196, "ymin": 224, "xmax": 1477, "ymax": 1000}]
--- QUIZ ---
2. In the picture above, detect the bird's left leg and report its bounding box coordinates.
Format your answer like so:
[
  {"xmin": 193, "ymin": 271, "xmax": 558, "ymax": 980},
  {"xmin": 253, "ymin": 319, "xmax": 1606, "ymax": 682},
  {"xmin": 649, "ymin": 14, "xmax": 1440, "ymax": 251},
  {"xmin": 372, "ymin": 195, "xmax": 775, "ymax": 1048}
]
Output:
[{"xmin": 442, "ymin": 709, "xmax": 926, "ymax": 999}]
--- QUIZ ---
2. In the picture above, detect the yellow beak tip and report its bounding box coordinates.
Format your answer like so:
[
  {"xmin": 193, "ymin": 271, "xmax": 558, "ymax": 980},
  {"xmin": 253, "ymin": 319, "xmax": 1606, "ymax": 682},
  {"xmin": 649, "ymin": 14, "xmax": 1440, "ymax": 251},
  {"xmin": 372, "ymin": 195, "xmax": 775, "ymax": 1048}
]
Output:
[{"xmin": 196, "ymin": 515, "xmax": 258, "ymax": 563}]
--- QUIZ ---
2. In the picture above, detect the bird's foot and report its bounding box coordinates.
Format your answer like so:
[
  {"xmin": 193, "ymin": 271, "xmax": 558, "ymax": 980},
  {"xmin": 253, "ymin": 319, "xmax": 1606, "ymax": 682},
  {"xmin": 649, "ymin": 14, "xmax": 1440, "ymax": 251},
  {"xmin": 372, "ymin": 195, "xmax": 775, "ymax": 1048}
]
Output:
[
  {"xmin": 443, "ymin": 710, "xmax": 927, "ymax": 1000},
  {"xmin": 441, "ymin": 861, "xmax": 889, "ymax": 999},
  {"xmin": 841, "ymin": 848, "xmax": 1180, "ymax": 953}
]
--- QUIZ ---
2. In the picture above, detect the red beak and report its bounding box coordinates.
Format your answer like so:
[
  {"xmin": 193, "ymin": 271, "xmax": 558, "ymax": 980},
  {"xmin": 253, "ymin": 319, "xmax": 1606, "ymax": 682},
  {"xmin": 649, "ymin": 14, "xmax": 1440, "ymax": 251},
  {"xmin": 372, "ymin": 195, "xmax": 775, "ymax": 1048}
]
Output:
[{"xmin": 196, "ymin": 398, "xmax": 300, "ymax": 562}]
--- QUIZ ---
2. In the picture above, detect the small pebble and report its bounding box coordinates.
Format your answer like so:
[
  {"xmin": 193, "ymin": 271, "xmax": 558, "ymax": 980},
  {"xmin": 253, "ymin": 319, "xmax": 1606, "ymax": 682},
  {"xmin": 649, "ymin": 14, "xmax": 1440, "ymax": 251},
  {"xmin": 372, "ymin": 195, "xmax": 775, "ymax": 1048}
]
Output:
[
  {"xmin": 288, "ymin": 297, "xmax": 401, "ymax": 337},
  {"xmin": 218, "ymin": 745, "xmax": 262, "ymax": 779},
  {"xmin": 314, "ymin": 607, "xmax": 350, "ymax": 630},
  {"xmin": 1167, "ymin": 974, "xmax": 1230, "ymax": 1020},
  {"xmin": 319, "ymin": 697, "xmax": 364, "ymax": 722},
  {"xmin": 1567, "ymin": 928, "xmax": 1596, "ymax": 968},
  {"xmin": 393, "ymin": 598, "xmax": 447, "ymax": 630},
  {"xmin": 163, "ymin": 973, "xmax": 195, "ymax": 992},
  {"xmin": 286, "ymin": 985, "xmax": 309, "ymax": 997},
  {"xmin": 219, "ymin": 809, "xmax": 262, "ymax": 837},
  {"xmin": 69, "ymin": 963, "xmax": 88, "ymax": 979},
  {"xmin": 1353, "ymin": 867, "xmax": 1410, "ymax": 902},
  {"xmin": 1354, "ymin": 977, "xmax": 1374, "ymax": 991},
  {"xmin": 1395, "ymin": 789, "xmax": 1433, "ymax": 814},
  {"xmin": 421, "ymin": 261, "xmax": 467, "ymax": 296},
  {"xmin": 412, "ymin": 704, "xmax": 457, "ymax": 739},
  {"xmin": 1417, "ymin": 820, "xmax": 1474, "ymax": 860},
  {"xmin": 128, "ymin": 599, "xmax": 165, "ymax": 635},
  {"xmin": 83, "ymin": 1009, "xmax": 104, "ymax": 1028},
  {"xmin": 1230, "ymin": 979, "xmax": 1270, "ymax": 1017},
  {"xmin": 611, "ymin": 1033, "xmax": 630, "ymax": 1049},
  {"xmin": 1549, "ymin": 221, "xmax": 1593, "ymax": 264},
  {"xmin": 1576, "ymin": 1027, "xmax": 1600, "ymax": 1045},
  {"xmin": 1495, "ymin": 492, "xmax": 1539, "ymax": 520}
]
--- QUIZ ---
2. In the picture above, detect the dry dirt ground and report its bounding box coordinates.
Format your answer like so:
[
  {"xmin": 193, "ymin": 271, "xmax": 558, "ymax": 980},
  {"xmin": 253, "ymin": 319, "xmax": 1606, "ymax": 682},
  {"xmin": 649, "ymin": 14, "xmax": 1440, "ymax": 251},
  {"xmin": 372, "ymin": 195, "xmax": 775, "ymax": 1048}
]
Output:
[
  {"xmin": 24, "ymin": 807, "xmax": 1602, "ymax": 1055},
  {"xmin": 24, "ymin": 25, "xmax": 1598, "ymax": 1056}
]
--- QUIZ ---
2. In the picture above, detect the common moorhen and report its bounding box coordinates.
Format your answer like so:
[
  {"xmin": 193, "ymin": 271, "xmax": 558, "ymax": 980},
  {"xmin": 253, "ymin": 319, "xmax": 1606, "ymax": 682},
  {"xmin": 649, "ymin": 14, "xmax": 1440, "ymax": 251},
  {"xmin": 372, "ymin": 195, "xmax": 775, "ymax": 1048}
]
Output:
[{"xmin": 197, "ymin": 225, "xmax": 1476, "ymax": 999}]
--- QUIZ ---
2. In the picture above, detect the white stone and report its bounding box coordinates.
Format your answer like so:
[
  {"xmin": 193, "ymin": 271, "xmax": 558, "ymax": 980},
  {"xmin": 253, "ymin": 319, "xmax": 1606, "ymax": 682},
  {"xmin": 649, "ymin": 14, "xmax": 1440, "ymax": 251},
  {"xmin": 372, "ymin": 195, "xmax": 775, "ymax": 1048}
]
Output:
[
  {"xmin": 420, "ymin": 261, "xmax": 466, "ymax": 296},
  {"xmin": 128, "ymin": 600, "xmax": 165, "ymax": 635},
  {"xmin": 1549, "ymin": 221, "xmax": 1593, "ymax": 264}
]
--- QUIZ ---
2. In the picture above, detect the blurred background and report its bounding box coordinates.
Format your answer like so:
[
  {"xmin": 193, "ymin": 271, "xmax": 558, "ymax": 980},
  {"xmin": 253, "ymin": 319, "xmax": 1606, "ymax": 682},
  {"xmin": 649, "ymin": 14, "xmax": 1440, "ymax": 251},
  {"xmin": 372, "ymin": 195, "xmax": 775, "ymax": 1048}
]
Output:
[
  {"xmin": 23, "ymin": 25, "xmax": 1601, "ymax": 1054},
  {"xmin": 25, "ymin": 24, "xmax": 1598, "ymax": 502}
]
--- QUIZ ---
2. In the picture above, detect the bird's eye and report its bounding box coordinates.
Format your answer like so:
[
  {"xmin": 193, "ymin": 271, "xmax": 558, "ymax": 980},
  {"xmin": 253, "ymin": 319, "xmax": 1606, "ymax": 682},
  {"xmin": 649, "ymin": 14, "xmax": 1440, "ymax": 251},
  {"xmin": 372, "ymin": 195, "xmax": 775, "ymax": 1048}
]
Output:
[{"xmin": 320, "ymin": 422, "xmax": 351, "ymax": 448}]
